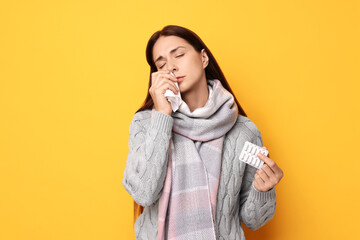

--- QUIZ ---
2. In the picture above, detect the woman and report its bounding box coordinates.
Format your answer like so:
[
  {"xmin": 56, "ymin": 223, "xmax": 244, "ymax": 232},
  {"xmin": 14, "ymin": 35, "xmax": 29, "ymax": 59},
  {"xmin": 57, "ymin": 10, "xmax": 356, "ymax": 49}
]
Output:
[{"xmin": 123, "ymin": 25, "xmax": 283, "ymax": 240}]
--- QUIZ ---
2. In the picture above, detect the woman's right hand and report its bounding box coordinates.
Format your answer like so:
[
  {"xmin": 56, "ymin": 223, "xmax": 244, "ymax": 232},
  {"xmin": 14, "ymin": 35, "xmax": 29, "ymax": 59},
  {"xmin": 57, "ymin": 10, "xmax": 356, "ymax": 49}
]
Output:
[{"xmin": 149, "ymin": 70, "xmax": 179, "ymax": 116}]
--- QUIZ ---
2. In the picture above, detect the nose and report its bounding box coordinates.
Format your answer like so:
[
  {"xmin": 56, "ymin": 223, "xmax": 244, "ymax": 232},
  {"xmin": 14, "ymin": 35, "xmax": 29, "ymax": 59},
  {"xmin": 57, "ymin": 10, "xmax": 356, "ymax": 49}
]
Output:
[{"xmin": 166, "ymin": 60, "xmax": 177, "ymax": 73}]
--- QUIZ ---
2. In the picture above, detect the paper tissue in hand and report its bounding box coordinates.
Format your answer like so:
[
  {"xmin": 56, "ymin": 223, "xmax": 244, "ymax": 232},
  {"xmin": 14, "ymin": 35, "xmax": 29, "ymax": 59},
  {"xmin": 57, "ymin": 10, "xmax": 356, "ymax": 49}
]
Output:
[{"xmin": 164, "ymin": 72, "xmax": 183, "ymax": 112}]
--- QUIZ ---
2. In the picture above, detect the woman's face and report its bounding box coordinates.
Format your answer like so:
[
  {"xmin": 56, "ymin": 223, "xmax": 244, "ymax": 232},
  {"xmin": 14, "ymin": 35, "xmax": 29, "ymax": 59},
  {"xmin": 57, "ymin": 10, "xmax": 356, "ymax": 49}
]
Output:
[{"xmin": 152, "ymin": 35, "xmax": 209, "ymax": 95}]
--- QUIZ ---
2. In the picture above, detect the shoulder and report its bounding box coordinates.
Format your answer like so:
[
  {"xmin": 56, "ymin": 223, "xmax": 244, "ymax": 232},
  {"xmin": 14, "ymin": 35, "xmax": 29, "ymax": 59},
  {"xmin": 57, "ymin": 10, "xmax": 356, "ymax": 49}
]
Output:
[
  {"xmin": 229, "ymin": 114, "xmax": 262, "ymax": 140},
  {"xmin": 129, "ymin": 109, "xmax": 153, "ymax": 129},
  {"xmin": 132, "ymin": 109, "xmax": 152, "ymax": 122}
]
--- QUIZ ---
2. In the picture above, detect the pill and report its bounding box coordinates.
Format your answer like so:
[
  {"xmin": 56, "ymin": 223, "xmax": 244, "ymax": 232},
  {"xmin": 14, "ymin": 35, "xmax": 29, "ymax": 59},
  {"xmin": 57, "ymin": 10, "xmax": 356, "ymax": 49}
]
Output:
[{"xmin": 239, "ymin": 141, "xmax": 269, "ymax": 170}]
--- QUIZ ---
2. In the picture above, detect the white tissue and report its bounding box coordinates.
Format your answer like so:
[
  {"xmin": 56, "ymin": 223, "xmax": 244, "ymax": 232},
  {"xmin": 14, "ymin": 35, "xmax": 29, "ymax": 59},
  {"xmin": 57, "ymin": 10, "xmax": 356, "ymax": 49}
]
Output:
[{"xmin": 164, "ymin": 73, "xmax": 183, "ymax": 112}]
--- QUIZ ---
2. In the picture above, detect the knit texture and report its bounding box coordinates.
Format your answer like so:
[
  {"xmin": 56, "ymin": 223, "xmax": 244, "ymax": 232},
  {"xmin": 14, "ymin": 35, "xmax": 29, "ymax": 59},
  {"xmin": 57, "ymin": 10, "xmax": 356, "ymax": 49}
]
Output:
[
  {"xmin": 123, "ymin": 110, "xmax": 277, "ymax": 240},
  {"xmin": 158, "ymin": 79, "xmax": 239, "ymax": 240}
]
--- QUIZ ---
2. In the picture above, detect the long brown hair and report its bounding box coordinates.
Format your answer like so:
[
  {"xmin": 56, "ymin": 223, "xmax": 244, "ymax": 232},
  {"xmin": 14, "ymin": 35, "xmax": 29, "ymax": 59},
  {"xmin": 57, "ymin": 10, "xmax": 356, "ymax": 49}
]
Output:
[{"xmin": 133, "ymin": 25, "xmax": 248, "ymax": 224}]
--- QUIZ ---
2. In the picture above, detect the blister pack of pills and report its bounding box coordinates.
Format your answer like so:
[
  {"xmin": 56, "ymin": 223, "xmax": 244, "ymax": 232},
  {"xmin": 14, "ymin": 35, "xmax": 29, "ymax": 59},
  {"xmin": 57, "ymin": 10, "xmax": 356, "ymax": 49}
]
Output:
[{"xmin": 239, "ymin": 141, "xmax": 268, "ymax": 169}]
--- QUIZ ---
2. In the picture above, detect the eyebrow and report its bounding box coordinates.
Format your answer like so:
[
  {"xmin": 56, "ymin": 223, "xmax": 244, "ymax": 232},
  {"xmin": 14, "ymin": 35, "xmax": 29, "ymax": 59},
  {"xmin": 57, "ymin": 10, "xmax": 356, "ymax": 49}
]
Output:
[{"xmin": 154, "ymin": 46, "xmax": 186, "ymax": 63}]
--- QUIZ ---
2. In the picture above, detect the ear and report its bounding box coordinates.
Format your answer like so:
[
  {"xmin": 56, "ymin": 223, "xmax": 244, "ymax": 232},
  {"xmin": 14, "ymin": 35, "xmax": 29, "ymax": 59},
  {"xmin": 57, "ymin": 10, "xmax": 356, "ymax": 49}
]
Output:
[{"xmin": 201, "ymin": 49, "xmax": 209, "ymax": 69}]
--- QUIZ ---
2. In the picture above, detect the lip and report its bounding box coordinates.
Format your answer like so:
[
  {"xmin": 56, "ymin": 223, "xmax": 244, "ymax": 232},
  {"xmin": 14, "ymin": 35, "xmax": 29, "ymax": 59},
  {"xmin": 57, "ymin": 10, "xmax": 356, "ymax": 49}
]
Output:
[{"xmin": 176, "ymin": 76, "xmax": 185, "ymax": 82}]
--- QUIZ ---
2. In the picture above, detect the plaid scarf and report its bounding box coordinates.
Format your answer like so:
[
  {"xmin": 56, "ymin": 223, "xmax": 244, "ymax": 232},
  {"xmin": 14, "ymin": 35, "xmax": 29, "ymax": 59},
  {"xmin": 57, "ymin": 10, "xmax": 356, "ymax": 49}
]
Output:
[{"xmin": 156, "ymin": 79, "xmax": 239, "ymax": 240}]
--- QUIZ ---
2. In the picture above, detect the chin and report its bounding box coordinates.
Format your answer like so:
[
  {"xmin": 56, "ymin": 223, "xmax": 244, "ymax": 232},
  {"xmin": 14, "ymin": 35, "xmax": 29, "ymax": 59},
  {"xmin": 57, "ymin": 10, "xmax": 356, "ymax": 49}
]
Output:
[{"xmin": 179, "ymin": 83, "xmax": 189, "ymax": 95}]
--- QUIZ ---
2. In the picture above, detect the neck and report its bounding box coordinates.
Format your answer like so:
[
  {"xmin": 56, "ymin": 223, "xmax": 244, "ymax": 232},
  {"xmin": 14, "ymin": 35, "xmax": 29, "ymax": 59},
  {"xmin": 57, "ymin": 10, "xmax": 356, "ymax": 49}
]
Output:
[{"xmin": 181, "ymin": 77, "xmax": 209, "ymax": 112}]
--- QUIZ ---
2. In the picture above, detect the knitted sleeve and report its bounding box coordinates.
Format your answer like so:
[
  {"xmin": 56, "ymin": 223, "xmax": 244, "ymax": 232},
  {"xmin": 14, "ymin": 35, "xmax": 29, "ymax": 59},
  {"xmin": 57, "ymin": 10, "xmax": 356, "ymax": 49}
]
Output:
[
  {"xmin": 238, "ymin": 120, "xmax": 277, "ymax": 230},
  {"xmin": 122, "ymin": 110, "xmax": 174, "ymax": 207}
]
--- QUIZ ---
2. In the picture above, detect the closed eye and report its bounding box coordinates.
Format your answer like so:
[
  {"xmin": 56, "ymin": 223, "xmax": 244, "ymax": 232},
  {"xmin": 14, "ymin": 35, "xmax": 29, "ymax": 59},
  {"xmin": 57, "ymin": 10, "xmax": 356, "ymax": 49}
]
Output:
[{"xmin": 159, "ymin": 54, "xmax": 184, "ymax": 69}]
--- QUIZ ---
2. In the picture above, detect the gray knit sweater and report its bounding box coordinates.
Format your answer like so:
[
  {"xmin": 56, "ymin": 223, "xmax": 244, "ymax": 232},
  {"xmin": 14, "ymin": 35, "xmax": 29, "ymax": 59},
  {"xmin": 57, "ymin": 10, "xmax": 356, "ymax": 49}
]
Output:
[{"xmin": 123, "ymin": 109, "xmax": 277, "ymax": 240}]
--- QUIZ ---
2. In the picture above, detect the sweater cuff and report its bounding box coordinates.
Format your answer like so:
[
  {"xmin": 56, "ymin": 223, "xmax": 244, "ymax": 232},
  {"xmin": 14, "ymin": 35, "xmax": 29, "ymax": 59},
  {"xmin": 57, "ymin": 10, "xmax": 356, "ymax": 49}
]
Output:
[
  {"xmin": 249, "ymin": 183, "xmax": 276, "ymax": 202},
  {"xmin": 150, "ymin": 109, "xmax": 174, "ymax": 135}
]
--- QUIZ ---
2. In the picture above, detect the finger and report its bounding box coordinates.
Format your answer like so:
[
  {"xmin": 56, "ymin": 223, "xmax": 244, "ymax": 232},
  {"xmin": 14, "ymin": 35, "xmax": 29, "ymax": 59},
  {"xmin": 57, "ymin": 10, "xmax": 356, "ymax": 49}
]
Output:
[
  {"xmin": 156, "ymin": 69, "xmax": 171, "ymax": 74},
  {"xmin": 166, "ymin": 80, "xmax": 179, "ymax": 92},
  {"xmin": 160, "ymin": 82, "xmax": 178, "ymax": 94},
  {"xmin": 151, "ymin": 71, "xmax": 178, "ymax": 86},
  {"xmin": 160, "ymin": 71, "xmax": 178, "ymax": 82},
  {"xmin": 253, "ymin": 180, "xmax": 261, "ymax": 191},
  {"xmin": 261, "ymin": 163, "xmax": 282, "ymax": 186},
  {"xmin": 257, "ymin": 152, "xmax": 280, "ymax": 172},
  {"xmin": 260, "ymin": 163, "xmax": 276, "ymax": 178},
  {"xmin": 254, "ymin": 177, "xmax": 265, "ymax": 191},
  {"xmin": 261, "ymin": 146, "xmax": 270, "ymax": 158},
  {"xmin": 257, "ymin": 169, "xmax": 270, "ymax": 182},
  {"xmin": 254, "ymin": 172, "xmax": 265, "ymax": 184}
]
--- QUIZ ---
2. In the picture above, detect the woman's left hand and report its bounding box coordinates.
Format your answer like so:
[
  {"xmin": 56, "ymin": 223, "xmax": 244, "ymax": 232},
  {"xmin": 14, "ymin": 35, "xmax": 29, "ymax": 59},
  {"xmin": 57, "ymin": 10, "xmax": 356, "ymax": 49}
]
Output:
[{"xmin": 253, "ymin": 146, "xmax": 284, "ymax": 192}]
